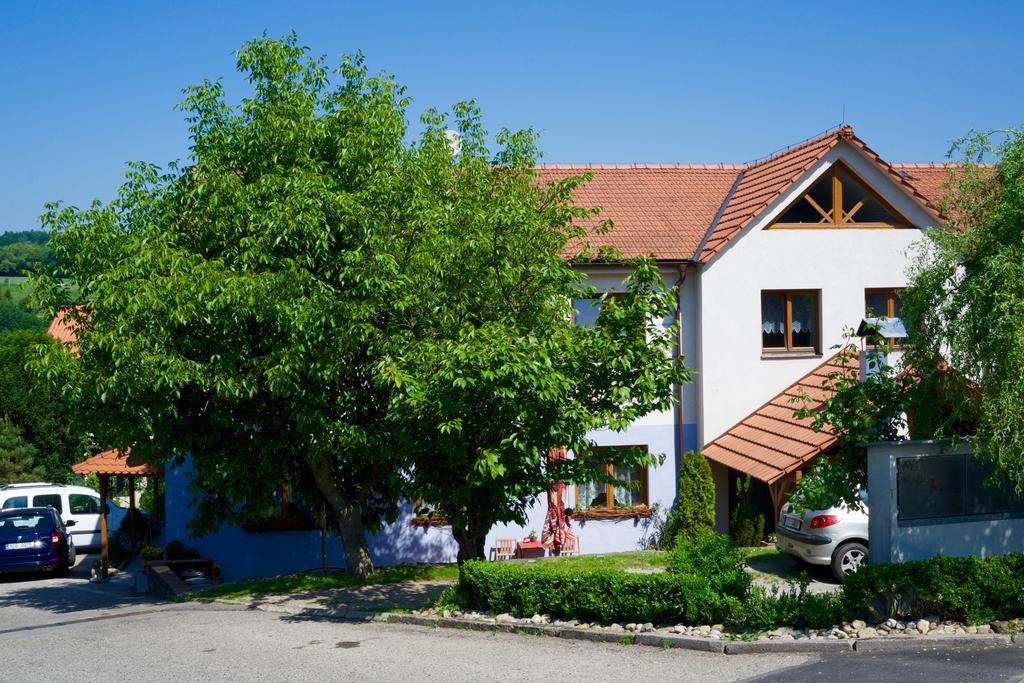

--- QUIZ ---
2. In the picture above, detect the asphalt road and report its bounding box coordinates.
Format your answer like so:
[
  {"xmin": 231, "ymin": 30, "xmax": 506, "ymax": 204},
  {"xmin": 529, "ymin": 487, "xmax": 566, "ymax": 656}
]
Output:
[{"xmin": 2, "ymin": 562, "xmax": 1024, "ymax": 682}]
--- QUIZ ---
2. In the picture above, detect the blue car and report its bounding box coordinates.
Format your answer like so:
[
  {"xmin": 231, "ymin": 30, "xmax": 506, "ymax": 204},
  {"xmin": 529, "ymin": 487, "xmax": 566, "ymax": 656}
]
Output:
[{"xmin": 0, "ymin": 507, "xmax": 76, "ymax": 576}]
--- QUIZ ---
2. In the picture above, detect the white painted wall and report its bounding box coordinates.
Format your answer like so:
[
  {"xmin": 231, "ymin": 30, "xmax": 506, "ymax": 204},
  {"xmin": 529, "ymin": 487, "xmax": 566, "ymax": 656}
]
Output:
[{"xmin": 697, "ymin": 143, "xmax": 938, "ymax": 444}]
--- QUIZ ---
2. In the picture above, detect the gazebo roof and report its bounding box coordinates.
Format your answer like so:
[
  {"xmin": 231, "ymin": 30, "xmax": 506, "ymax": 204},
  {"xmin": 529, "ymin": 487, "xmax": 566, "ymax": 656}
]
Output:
[{"xmin": 72, "ymin": 448, "xmax": 160, "ymax": 477}]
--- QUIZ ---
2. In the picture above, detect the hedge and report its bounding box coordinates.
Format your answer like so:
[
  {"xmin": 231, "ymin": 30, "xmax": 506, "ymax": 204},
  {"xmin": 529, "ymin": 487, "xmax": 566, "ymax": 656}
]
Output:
[
  {"xmin": 843, "ymin": 553, "xmax": 1024, "ymax": 624},
  {"xmin": 459, "ymin": 560, "xmax": 741, "ymax": 624}
]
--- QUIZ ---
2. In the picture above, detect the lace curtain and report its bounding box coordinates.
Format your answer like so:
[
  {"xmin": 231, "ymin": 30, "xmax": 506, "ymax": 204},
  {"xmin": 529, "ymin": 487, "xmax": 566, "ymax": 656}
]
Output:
[{"xmin": 761, "ymin": 295, "xmax": 785, "ymax": 334}]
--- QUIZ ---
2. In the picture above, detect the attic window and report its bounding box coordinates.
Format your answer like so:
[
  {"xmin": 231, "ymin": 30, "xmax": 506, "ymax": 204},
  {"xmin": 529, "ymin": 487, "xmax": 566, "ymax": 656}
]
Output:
[{"xmin": 771, "ymin": 163, "xmax": 909, "ymax": 229}]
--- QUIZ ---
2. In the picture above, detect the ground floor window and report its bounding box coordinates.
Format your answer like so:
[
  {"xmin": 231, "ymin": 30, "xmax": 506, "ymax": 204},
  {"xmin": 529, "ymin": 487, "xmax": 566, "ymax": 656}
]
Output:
[{"xmin": 574, "ymin": 446, "xmax": 650, "ymax": 520}]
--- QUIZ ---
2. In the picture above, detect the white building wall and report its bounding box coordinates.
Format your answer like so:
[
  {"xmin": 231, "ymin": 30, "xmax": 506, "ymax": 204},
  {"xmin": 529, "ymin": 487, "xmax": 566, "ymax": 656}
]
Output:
[
  {"xmin": 484, "ymin": 265, "xmax": 700, "ymax": 555},
  {"xmin": 698, "ymin": 143, "xmax": 938, "ymax": 444}
]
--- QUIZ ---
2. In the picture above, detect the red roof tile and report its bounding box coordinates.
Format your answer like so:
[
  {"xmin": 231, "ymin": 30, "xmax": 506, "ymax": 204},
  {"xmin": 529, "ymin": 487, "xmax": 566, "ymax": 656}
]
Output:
[
  {"xmin": 47, "ymin": 307, "xmax": 82, "ymax": 347},
  {"xmin": 697, "ymin": 126, "xmax": 940, "ymax": 262},
  {"xmin": 71, "ymin": 448, "xmax": 160, "ymax": 477},
  {"xmin": 535, "ymin": 165, "xmax": 740, "ymax": 261},
  {"xmin": 701, "ymin": 351, "xmax": 858, "ymax": 484},
  {"xmin": 541, "ymin": 127, "xmax": 950, "ymax": 264}
]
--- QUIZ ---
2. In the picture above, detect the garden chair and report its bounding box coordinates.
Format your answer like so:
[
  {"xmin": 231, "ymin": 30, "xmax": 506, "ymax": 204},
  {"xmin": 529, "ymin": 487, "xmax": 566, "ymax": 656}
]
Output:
[
  {"xmin": 490, "ymin": 538, "xmax": 516, "ymax": 561},
  {"xmin": 558, "ymin": 536, "xmax": 579, "ymax": 556}
]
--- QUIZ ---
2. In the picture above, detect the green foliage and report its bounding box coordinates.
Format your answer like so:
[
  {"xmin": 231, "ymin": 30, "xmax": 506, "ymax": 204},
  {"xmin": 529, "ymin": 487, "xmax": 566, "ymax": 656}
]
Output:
[
  {"xmin": 843, "ymin": 553, "xmax": 1024, "ymax": 625},
  {"xmin": 0, "ymin": 286, "xmax": 46, "ymax": 336},
  {"xmin": 902, "ymin": 129, "xmax": 1024, "ymax": 484},
  {"xmin": 669, "ymin": 532, "xmax": 750, "ymax": 600},
  {"xmin": 31, "ymin": 33, "xmax": 689, "ymax": 571},
  {"xmin": 0, "ymin": 418, "xmax": 44, "ymax": 483},
  {"xmin": 729, "ymin": 477, "xmax": 765, "ymax": 547},
  {"xmin": 140, "ymin": 546, "xmax": 164, "ymax": 561},
  {"xmin": 458, "ymin": 560, "xmax": 740, "ymax": 624},
  {"xmin": 0, "ymin": 330, "xmax": 89, "ymax": 482},
  {"xmin": 0, "ymin": 236, "xmax": 53, "ymax": 277},
  {"xmin": 743, "ymin": 577, "xmax": 847, "ymax": 630},
  {"xmin": 659, "ymin": 452, "xmax": 715, "ymax": 547},
  {"xmin": 791, "ymin": 334, "xmax": 911, "ymax": 511}
]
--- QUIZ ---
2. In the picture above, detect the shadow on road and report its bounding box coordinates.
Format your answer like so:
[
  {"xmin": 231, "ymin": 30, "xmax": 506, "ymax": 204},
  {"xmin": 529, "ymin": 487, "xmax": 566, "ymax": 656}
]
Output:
[{"xmin": 0, "ymin": 553, "xmax": 160, "ymax": 615}]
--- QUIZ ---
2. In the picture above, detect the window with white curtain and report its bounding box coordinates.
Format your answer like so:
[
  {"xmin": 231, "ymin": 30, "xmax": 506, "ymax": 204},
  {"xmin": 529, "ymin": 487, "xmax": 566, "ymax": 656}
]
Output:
[{"xmin": 761, "ymin": 290, "xmax": 820, "ymax": 353}]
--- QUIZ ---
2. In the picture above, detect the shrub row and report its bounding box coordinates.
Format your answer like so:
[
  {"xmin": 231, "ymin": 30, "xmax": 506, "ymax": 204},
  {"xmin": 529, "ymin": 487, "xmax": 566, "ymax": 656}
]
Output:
[
  {"xmin": 459, "ymin": 542, "xmax": 1024, "ymax": 630},
  {"xmin": 843, "ymin": 553, "xmax": 1024, "ymax": 624},
  {"xmin": 458, "ymin": 560, "xmax": 740, "ymax": 625}
]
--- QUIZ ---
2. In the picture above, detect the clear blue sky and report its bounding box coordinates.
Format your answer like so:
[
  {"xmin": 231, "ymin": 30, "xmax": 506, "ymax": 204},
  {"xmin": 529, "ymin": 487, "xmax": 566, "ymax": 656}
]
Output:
[{"xmin": 1, "ymin": 1, "xmax": 1021, "ymax": 231}]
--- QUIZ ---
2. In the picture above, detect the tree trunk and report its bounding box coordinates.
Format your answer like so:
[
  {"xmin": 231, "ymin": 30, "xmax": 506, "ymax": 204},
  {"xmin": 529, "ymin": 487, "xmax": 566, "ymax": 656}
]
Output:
[
  {"xmin": 307, "ymin": 453, "xmax": 374, "ymax": 578},
  {"xmin": 452, "ymin": 520, "xmax": 487, "ymax": 565}
]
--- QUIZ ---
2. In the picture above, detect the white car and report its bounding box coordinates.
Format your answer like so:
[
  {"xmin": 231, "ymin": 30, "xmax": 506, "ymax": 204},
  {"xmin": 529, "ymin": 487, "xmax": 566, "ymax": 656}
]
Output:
[
  {"xmin": 775, "ymin": 490, "xmax": 869, "ymax": 582},
  {"xmin": 0, "ymin": 482, "xmax": 127, "ymax": 551}
]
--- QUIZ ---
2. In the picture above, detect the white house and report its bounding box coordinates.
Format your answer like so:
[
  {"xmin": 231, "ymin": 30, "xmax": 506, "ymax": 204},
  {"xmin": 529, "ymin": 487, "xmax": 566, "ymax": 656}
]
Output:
[{"xmin": 479, "ymin": 124, "xmax": 948, "ymax": 555}]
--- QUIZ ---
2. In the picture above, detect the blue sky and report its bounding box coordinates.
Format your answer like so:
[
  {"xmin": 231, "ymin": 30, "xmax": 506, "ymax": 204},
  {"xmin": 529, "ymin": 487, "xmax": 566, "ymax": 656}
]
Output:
[{"xmin": 1, "ymin": 1, "xmax": 1021, "ymax": 231}]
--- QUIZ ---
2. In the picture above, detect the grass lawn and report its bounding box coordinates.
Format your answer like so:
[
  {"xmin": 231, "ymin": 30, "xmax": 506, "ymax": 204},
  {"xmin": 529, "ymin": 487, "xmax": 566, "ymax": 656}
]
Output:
[
  {"xmin": 523, "ymin": 550, "xmax": 669, "ymax": 572},
  {"xmin": 195, "ymin": 551, "xmax": 671, "ymax": 601},
  {"xmin": 195, "ymin": 563, "xmax": 460, "ymax": 601}
]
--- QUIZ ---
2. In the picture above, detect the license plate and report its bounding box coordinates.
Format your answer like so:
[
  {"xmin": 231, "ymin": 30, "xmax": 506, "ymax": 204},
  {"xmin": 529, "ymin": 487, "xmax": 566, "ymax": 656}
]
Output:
[
  {"xmin": 4, "ymin": 541, "xmax": 37, "ymax": 550},
  {"xmin": 783, "ymin": 516, "xmax": 801, "ymax": 530}
]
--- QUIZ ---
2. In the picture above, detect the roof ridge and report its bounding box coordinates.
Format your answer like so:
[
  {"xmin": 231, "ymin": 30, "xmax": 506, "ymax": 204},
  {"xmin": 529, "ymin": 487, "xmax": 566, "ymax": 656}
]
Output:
[
  {"xmin": 534, "ymin": 163, "xmax": 745, "ymax": 170},
  {"xmin": 742, "ymin": 124, "xmax": 852, "ymax": 169}
]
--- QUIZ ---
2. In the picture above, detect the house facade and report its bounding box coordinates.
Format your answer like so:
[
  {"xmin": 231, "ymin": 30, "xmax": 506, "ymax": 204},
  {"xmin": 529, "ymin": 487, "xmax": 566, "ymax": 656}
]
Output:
[
  {"xmin": 53, "ymin": 125, "xmax": 953, "ymax": 579},
  {"xmin": 482, "ymin": 125, "xmax": 946, "ymax": 555}
]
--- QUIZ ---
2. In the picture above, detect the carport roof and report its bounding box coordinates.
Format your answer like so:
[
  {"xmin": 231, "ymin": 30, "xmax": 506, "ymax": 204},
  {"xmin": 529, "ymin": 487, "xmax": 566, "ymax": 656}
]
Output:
[
  {"xmin": 72, "ymin": 448, "xmax": 160, "ymax": 477},
  {"xmin": 701, "ymin": 350, "xmax": 858, "ymax": 484}
]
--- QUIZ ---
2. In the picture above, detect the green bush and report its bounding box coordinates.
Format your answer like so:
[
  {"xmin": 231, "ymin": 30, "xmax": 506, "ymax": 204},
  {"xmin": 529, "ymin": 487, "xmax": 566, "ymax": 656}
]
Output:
[
  {"xmin": 669, "ymin": 532, "xmax": 750, "ymax": 600},
  {"xmin": 459, "ymin": 560, "xmax": 741, "ymax": 624},
  {"xmin": 659, "ymin": 452, "xmax": 715, "ymax": 548},
  {"xmin": 743, "ymin": 577, "xmax": 847, "ymax": 630},
  {"xmin": 729, "ymin": 476, "xmax": 765, "ymax": 547},
  {"xmin": 843, "ymin": 553, "xmax": 1024, "ymax": 624},
  {"xmin": 140, "ymin": 545, "xmax": 164, "ymax": 561}
]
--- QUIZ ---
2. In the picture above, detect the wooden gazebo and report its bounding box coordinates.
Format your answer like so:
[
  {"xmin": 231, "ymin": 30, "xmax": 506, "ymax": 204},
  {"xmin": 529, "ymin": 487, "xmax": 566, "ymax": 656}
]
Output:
[{"xmin": 72, "ymin": 448, "xmax": 160, "ymax": 578}]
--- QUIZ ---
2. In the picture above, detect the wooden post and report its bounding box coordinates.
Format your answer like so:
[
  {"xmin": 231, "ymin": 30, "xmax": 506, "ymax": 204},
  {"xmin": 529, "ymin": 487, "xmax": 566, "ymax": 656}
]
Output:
[
  {"xmin": 129, "ymin": 477, "xmax": 137, "ymax": 551},
  {"xmin": 99, "ymin": 475, "xmax": 109, "ymax": 580}
]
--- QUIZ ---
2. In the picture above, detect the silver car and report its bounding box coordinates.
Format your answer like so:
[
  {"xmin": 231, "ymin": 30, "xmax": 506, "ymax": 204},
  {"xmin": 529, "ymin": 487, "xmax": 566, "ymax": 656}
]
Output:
[{"xmin": 775, "ymin": 490, "xmax": 869, "ymax": 581}]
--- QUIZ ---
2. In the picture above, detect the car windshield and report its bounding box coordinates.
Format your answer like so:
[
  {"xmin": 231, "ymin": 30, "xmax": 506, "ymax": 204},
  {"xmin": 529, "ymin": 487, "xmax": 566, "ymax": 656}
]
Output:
[{"xmin": 0, "ymin": 513, "xmax": 53, "ymax": 532}]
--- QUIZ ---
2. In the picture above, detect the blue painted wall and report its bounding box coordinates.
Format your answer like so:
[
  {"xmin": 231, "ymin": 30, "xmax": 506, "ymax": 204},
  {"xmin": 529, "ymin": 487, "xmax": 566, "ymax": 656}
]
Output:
[{"xmin": 164, "ymin": 462, "xmax": 457, "ymax": 581}]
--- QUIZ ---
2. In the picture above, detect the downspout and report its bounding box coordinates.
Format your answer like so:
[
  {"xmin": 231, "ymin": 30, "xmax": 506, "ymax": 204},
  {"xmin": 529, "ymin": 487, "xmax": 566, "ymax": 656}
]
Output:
[{"xmin": 674, "ymin": 264, "xmax": 687, "ymax": 475}]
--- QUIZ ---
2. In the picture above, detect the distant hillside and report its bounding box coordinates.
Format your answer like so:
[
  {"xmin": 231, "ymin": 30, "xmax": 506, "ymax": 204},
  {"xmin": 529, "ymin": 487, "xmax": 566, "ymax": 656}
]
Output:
[{"xmin": 0, "ymin": 230, "xmax": 53, "ymax": 276}]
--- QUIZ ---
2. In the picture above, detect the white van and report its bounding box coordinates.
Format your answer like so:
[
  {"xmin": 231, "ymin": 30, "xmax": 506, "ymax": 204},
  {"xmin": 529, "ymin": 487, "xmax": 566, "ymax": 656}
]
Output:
[{"xmin": 0, "ymin": 483, "xmax": 127, "ymax": 550}]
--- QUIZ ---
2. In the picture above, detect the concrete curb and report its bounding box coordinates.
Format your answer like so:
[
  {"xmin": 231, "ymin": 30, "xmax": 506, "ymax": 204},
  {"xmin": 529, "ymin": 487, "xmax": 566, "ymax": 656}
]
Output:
[
  {"xmin": 252, "ymin": 606, "xmax": 1024, "ymax": 656},
  {"xmin": 724, "ymin": 638, "xmax": 853, "ymax": 654},
  {"xmin": 635, "ymin": 633, "xmax": 726, "ymax": 653},
  {"xmin": 853, "ymin": 634, "xmax": 1012, "ymax": 652}
]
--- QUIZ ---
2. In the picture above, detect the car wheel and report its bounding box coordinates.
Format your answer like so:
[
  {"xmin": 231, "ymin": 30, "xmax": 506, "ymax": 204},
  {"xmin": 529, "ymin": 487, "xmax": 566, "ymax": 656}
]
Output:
[{"xmin": 831, "ymin": 541, "xmax": 868, "ymax": 581}]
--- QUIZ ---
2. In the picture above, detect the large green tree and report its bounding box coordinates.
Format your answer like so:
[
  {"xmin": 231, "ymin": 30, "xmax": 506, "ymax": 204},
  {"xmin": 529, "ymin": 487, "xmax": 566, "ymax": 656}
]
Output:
[
  {"xmin": 378, "ymin": 104, "xmax": 688, "ymax": 562},
  {"xmin": 34, "ymin": 37, "xmax": 414, "ymax": 576},
  {"xmin": 33, "ymin": 34, "xmax": 687, "ymax": 572},
  {"xmin": 902, "ymin": 129, "xmax": 1024, "ymax": 484}
]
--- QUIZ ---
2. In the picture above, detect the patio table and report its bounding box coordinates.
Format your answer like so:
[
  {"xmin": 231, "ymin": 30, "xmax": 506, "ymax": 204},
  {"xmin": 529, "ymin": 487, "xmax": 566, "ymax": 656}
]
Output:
[{"xmin": 516, "ymin": 540, "xmax": 546, "ymax": 559}]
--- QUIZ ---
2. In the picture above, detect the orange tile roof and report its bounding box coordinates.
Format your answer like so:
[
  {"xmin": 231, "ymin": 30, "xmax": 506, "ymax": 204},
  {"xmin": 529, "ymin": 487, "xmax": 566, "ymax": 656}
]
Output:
[
  {"xmin": 71, "ymin": 448, "xmax": 160, "ymax": 477},
  {"xmin": 541, "ymin": 127, "xmax": 950, "ymax": 264},
  {"xmin": 697, "ymin": 126, "xmax": 940, "ymax": 262},
  {"xmin": 47, "ymin": 307, "xmax": 82, "ymax": 347},
  {"xmin": 701, "ymin": 351, "xmax": 858, "ymax": 484},
  {"xmin": 536, "ymin": 165, "xmax": 740, "ymax": 261},
  {"xmin": 890, "ymin": 163, "xmax": 956, "ymax": 210}
]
